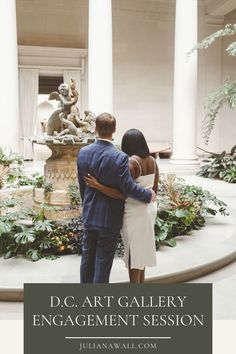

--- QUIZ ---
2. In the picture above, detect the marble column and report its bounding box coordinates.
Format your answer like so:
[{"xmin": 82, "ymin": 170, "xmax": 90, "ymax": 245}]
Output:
[
  {"xmin": 0, "ymin": 0, "xmax": 19, "ymax": 152},
  {"xmin": 88, "ymin": 0, "xmax": 113, "ymax": 115},
  {"xmin": 171, "ymin": 0, "xmax": 199, "ymax": 164}
]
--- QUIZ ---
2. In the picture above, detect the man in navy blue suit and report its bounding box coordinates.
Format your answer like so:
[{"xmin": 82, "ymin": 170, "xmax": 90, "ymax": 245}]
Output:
[{"xmin": 77, "ymin": 113, "xmax": 155, "ymax": 283}]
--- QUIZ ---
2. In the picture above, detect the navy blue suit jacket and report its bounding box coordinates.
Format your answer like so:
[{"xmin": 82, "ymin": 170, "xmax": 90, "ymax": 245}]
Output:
[{"xmin": 77, "ymin": 140, "xmax": 152, "ymax": 230}]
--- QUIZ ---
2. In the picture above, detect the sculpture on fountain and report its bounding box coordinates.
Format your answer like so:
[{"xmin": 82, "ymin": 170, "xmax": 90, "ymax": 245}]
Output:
[
  {"xmin": 32, "ymin": 79, "xmax": 96, "ymax": 220},
  {"xmin": 46, "ymin": 80, "xmax": 78, "ymax": 136},
  {"xmin": 39, "ymin": 79, "xmax": 97, "ymax": 144}
]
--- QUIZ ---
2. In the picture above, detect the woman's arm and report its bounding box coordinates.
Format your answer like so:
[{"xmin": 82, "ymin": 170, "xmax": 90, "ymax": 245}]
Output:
[
  {"xmin": 84, "ymin": 175, "xmax": 125, "ymax": 200},
  {"xmin": 152, "ymin": 163, "xmax": 159, "ymax": 194}
]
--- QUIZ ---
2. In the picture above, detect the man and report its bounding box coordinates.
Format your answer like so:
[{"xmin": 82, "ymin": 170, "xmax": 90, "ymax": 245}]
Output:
[{"xmin": 77, "ymin": 113, "xmax": 155, "ymax": 283}]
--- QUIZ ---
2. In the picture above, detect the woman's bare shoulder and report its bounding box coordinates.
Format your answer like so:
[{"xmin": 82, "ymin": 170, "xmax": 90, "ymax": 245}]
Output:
[{"xmin": 128, "ymin": 156, "xmax": 141, "ymax": 178}]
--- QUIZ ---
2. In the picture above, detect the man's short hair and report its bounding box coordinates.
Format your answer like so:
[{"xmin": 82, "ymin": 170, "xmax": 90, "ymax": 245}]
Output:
[{"xmin": 96, "ymin": 113, "xmax": 116, "ymax": 137}]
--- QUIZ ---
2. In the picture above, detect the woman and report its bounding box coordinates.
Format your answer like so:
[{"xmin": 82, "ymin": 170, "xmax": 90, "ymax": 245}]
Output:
[{"xmin": 84, "ymin": 129, "xmax": 159, "ymax": 283}]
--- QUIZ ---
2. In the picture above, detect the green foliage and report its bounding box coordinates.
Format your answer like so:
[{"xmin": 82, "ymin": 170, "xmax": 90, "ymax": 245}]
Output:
[
  {"xmin": 0, "ymin": 147, "xmax": 23, "ymax": 167},
  {"xmin": 32, "ymin": 203, "xmax": 59, "ymax": 222},
  {"xmin": 68, "ymin": 183, "xmax": 81, "ymax": 207},
  {"xmin": 202, "ymin": 80, "xmax": 236, "ymax": 144},
  {"xmin": 6, "ymin": 168, "xmax": 36, "ymax": 187},
  {"xmin": 188, "ymin": 24, "xmax": 236, "ymax": 56},
  {"xmin": 189, "ymin": 24, "xmax": 236, "ymax": 143},
  {"xmin": 49, "ymin": 218, "xmax": 84, "ymax": 255},
  {"xmin": 43, "ymin": 181, "xmax": 54, "ymax": 194},
  {"xmin": 0, "ymin": 198, "xmax": 84, "ymax": 261},
  {"xmin": 0, "ymin": 147, "xmax": 24, "ymax": 189},
  {"xmin": 31, "ymin": 175, "xmax": 53, "ymax": 196},
  {"xmin": 33, "ymin": 175, "xmax": 45, "ymax": 188},
  {"xmin": 219, "ymin": 165, "xmax": 236, "ymax": 183},
  {"xmin": 197, "ymin": 146, "xmax": 236, "ymax": 183},
  {"xmin": 226, "ymin": 41, "xmax": 236, "ymax": 56},
  {"xmin": 0, "ymin": 175, "xmax": 229, "ymax": 261},
  {"xmin": 34, "ymin": 220, "xmax": 53, "ymax": 233},
  {"xmin": 0, "ymin": 147, "xmax": 47, "ymax": 190},
  {"xmin": 0, "ymin": 200, "xmax": 35, "ymax": 259},
  {"xmin": 0, "ymin": 145, "xmax": 45, "ymax": 189},
  {"xmin": 26, "ymin": 249, "xmax": 43, "ymax": 262},
  {"xmin": 155, "ymin": 175, "xmax": 228, "ymax": 249},
  {"xmin": 14, "ymin": 228, "xmax": 36, "ymax": 244},
  {"xmin": 0, "ymin": 198, "xmax": 22, "ymax": 211},
  {"xmin": 0, "ymin": 221, "xmax": 12, "ymax": 235}
]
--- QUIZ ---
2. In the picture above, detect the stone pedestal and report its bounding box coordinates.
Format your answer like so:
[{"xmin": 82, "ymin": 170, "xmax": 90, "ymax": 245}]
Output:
[{"xmin": 33, "ymin": 142, "xmax": 86, "ymax": 220}]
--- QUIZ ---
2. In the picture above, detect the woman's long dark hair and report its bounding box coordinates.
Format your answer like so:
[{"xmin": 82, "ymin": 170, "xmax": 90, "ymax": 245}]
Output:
[{"xmin": 121, "ymin": 129, "xmax": 150, "ymax": 158}]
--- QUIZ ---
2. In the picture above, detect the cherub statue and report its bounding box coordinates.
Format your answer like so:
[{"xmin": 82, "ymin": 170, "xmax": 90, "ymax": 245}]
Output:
[
  {"xmin": 46, "ymin": 79, "xmax": 79, "ymax": 136},
  {"xmin": 79, "ymin": 110, "xmax": 96, "ymax": 134},
  {"xmin": 54, "ymin": 113, "xmax": 83, "ymax": 141},
  {"xmin": 68, "ymin": 105, "xmax": 81, "ymax": 128}
]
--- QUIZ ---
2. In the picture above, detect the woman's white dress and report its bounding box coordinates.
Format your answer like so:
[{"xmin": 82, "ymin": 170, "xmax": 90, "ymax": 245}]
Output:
[{"xmin": 121, "ymin": 172, "xmax": 157, "ymax": 270}]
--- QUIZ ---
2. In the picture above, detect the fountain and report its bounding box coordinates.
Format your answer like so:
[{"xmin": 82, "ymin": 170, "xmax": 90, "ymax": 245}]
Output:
[{"xmin": 32, "ymin": 79, "xmax": 96, "ymax": 220}]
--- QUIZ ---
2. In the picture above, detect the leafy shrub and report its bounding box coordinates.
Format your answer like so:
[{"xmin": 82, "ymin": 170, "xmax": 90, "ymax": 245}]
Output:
[
  {"xmin": 43, "ymin": 181, "xmax": 54, "ymax": 194},
  {"xmin": 0, "ymin": 147, "xmax": 23, "ymax": 167},
  {"xmin": 49, "ymin": 217, "xmax": 84, "ymax": 255},
  {"xmin": 155, "ymin": 175, "xmax": 228, "ymax": 248},
  {"xmin": 219, "ymin": 165, "xmax": 236, "ymax": 183},
  {"xmin": 6, "ymin": 169, "xmax": 36, "ymax": 187},
  {"xmin": 68, "ymin": 183, "xmax": 81, "ymax": 206},
  {"xmin": 0, "ymin": 199, "xmax": 83, "ymax": 261},
  {"xmin": 32, "ymin": 175, "xmax": 54, "ymax": 197},
  {"xmin": 33, "ymin": 174, "xmax": 45, "ymax": 188},
  {"xmin": 197, "ymin": 145, "xmax": 236, "ymax": 183},
  {"xmin": 0, "ymin": 148, "xmax": 24, "ymax": 189},
  {"xmin": 4, "ymin": 169, "xmax": 54, "ymax": 197},
  {"xmin": 0, "ymin": 151, "xmax": 46, "ymax": 191},
  {"xmin": 0, "ymin": 175, "xmax": 228, "ymax": 261},
  {"xmin": 0, "ymin": 199, "xmax": 36, "ymax": 260}
]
